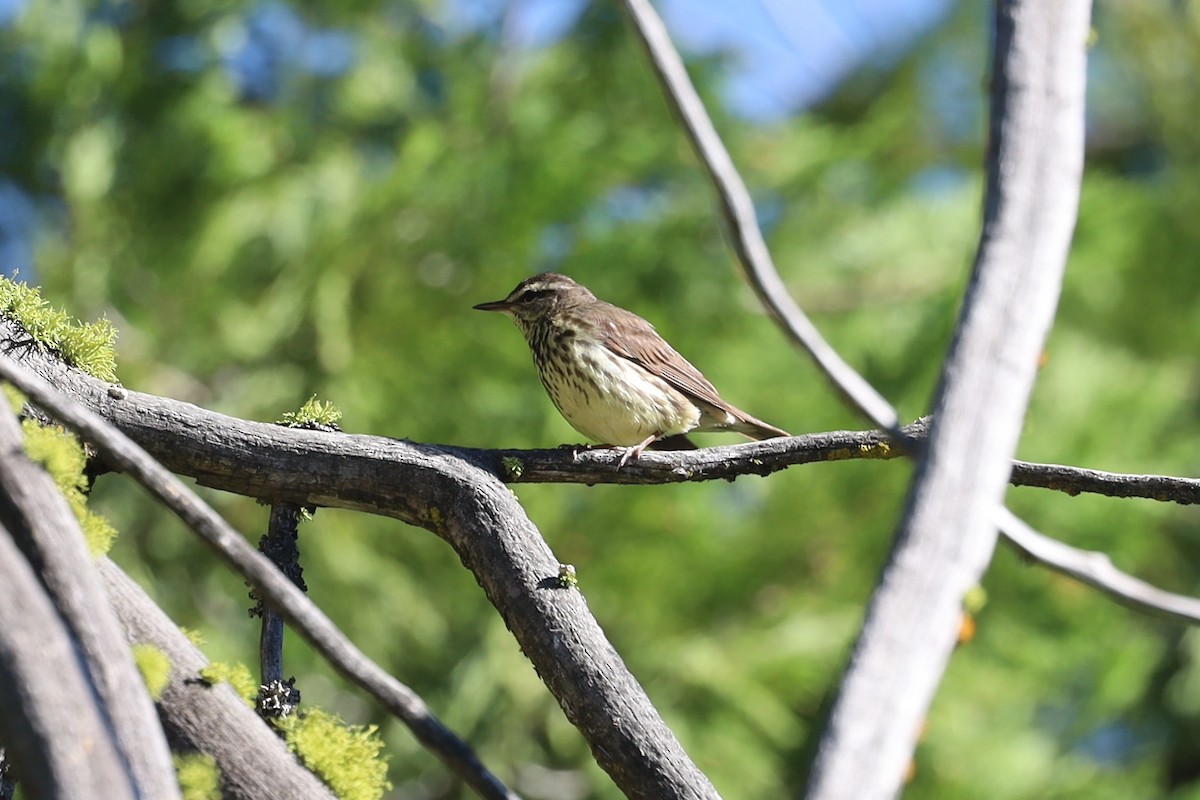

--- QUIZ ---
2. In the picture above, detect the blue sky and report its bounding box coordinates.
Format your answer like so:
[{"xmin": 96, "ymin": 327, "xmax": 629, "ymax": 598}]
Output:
[{"xmin": 448, "ymin": 0, "xmax": 952, "ymax": 120}]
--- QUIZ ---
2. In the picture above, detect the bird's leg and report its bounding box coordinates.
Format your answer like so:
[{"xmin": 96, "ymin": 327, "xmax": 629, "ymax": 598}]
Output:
[{"xmin": 616, "ymin": 434, "xmax": 659, "ymax": 469}]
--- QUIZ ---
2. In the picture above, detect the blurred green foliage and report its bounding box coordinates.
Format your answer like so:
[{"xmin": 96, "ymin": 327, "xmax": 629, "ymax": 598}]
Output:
[{"xmin": 4, "ymin": 1, "xmax": 1200, "ymax": 798}]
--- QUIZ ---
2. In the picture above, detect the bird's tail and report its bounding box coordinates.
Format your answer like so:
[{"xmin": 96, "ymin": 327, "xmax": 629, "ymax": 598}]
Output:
[{"xmin": 731, "ymin": 413, "xmax": 789, "ymax": 441}]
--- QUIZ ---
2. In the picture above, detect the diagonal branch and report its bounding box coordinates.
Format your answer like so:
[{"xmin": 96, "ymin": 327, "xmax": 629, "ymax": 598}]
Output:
[
  {"xmin": 619, "ymin": 0, "xmax": 902, "ymax": 435},
  {"xmin": 97, "ymin": 558, "xmax": 339, "ymax": 800},
  {"xmin": 0, "ymin": 393, "xmax": 180, "ymax": 799},
  {"xmin": 0, "ymin": 510, "xmax": 136, "ymax": 799},
  {"xmin": 616, "ymin": 1, "xmax": 1100, "ymax": 798},
  {"xmin": 0, "ymin": 351, "xmax": 723, "ymax": 800},
  {"xmin": 0, "ymin": 356, "xmax": 520, "ymax": 800},
  {"xmin": 997, "ymin": 509, "xmax": 1200, "ymax": 624}
]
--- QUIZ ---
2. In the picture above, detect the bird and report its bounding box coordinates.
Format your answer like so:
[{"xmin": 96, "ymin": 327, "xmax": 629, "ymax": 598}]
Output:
[{"xmin": 473, "ymin": 272, "xmax": 789, "ymax": 467}]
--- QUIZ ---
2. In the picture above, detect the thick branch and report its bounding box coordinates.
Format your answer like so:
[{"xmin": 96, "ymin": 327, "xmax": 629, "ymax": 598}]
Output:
[
  {"xmin": 0, "ymin": 352, "xmax": 720, "ymax": 800},
  {"xmin": 7, "ymin": 327, "xmax": 1199, "ymax": 625},
  {"xmin": 0, "ymin": 523, "xmax": 134, "ymax": 799},
  {"xmin": 10, "ymin": 334, "xmax": 1197, "ymax": 507},
  {"xmin": 0, "ymin": 390, "xmax": 179, "ymax": 799},
  {"xmin": 806, "ymin": 2, "xmax": 1093, "ymax": 798},
  {"xmin": 0, "ymin": 356, "xmax": 519, "ymax": 800},
  {"xmin": 96, "ymin": 559, "xmax": 338, "ymax": 800}
]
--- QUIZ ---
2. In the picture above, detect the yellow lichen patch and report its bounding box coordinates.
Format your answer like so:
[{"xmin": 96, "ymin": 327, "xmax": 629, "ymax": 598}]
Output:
[
  {"xmin": 133, "ymin": 643, "xmax": 172, "ymax": 701},
  {"xmin": 198, "ymin": 662, "xmax": 257, "ymax": 707},
  {"xmin": 20, "ymin": 418, "xmax": 118, "ymax": 556},
  {"xmin": 278, "ymin": 394, "xmax": 343, "ymax": 428},
  {"xmin": 276, "ymin": 709, "xmax": 392, "ymax": 800},
  {"xmin": 0, "ymin": 277, "xmax": 118, "ymax": 382},
  {"xmin": 174, "ymin": 753, "xmax": 221, "ymax": 800}
]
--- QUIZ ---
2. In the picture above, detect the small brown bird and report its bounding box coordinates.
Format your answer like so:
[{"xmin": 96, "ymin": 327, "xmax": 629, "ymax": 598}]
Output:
[{"xmin": 474, "ymin": 273, "xmax": 789, "ymax": 466}]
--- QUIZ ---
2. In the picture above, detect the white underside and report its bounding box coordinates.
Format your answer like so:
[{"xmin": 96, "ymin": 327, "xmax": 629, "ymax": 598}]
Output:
[{"xmin": 541, "ymin": 337, "xmax": 704, "ymax": 446}]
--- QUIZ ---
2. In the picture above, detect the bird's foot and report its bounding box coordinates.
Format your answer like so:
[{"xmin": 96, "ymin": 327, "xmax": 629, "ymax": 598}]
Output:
[{"xmin": 615, "ymin": 434, "xmax": 658, "ymax": 469}]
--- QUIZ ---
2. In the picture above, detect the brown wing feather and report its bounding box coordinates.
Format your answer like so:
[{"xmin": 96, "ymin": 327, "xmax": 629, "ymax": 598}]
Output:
[
  {"xmin": 593, "ymin": 304, "xmax": 733, "ymax": 412},
  {"xmin": 591, "ymin": 302, "xmax": 790, "ymax": 439}
]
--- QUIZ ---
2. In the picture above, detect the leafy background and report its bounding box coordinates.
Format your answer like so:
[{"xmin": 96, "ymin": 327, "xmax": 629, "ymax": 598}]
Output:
[{"xmin": 3, "ymin": 0, "xmax": 1200, "ymax": 798}]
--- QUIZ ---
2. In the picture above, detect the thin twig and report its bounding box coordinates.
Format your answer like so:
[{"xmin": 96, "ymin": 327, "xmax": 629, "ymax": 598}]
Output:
[
  {"xmin": 619, "ymin": 0, "xmax": 903, "ymax": 436},
  {"xmin": 0, "ymin": 355, "xmax": 520, "ymax": 800},
  {"xmin": 997, "ymin": 509, "xmax": 1200, "ymax": 624},
  {"xmin": 255, "ymin": 503, "xmax": 305, "ymax": 721}
]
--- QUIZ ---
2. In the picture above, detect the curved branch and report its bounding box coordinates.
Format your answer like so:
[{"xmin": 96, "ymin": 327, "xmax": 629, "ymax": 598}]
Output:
[
  {"xmin": 7, "ymin": 330, "xmax": 1199, "ymax": 628},
  {"xmin": 996, "ymin": 509, "xmax": 1200, "ymax": 624},
  {"xmin": 0, "ymin": 355, "xmax": 520, "ymax": 800},
  {"xmin": 0, "ymin": 351, "xmax": 721, "ymax": 800},
  {"xmin": 619, "ymin": 0, "xmax": 902, "ymax": 435}
]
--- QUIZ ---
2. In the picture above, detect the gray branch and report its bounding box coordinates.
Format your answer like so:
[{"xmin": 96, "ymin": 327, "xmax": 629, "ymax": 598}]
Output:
[
  {"xmin": 0, "ymin": 501, "xmax": 135, "ymax": 798},
  {"xmin": 0, "ymin": 381, "xmax": 179, "ymax": 800},
  {"xmin": 806, "ymin": 2, "xmax": 1093, "ymax": 797},
  {"xmin": 8, "ymin": 325, "xmax": 1200, "ymax": 627},
  {"xmin": 0, "ymin": 351, "xmax": 719, "ymax": 800},
  {"xmin": 0, "ymin": 356, "xmax": 520, "ymax": 800},
  {"xmin": 619, "ymin": 0, "xmax": 902, "ymax": 434},
  {"xmin": 96, "ymin": 558, "xmax": 338, "ymax": 800}
]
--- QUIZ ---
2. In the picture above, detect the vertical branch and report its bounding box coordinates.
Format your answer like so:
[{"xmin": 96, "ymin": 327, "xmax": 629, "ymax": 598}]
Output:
[
  {"xmin": 805, "ymin": 1, "xmax": 1093, "ymax": 798},
  {"xmin": 254, "ymin": 502, "xmax": 305, "ymax": 720}
]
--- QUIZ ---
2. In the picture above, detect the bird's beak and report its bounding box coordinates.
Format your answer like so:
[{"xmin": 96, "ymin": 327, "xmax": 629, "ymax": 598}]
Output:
[{"xmin": 473, "ymin": 299, "xmax": 513, "ymax": 313}]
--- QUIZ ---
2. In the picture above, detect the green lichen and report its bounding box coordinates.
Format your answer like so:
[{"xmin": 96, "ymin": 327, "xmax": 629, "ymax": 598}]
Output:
[
  {"xmin": 20, "ymin": 418, "xmax": 118, "ymax": 556},
  {"xmin": 2, "ymin": 384, "xmax": 26, "ymax": 413},
  {"xmin": 0, "ymin": 277, "xmax": 118, "ymax": 382},
  {"xmin": 963, "ymin": 585, "xmax": 989, "ymax": 615},
  {"xmin": 174, "ymin": 753, "xmax": 221, "ymax": 800},
  {"xmin": 556, "ymin": 563, "xmax": 578, "ymax": 588},
  {"xmin": 861, "ymin": 440, "xmax": 896, "ymax": 458},
  {"xmin": 276, "ymin": 709, "xmax": 391, "ymax": 800},
  {"xmin": 180, "ymin": 627, "xmax": 206, "ymax": 647},
  {"xmin": 501, "ymin": 455, "xmax": 524, "ymax": 479},
  {"xmin": 132, "ymin": 643, "xmax": 171, "ymax": 701},
  {"xmin": 278, "ymin": 394, "xmax": 343, "ymax": 428},
  {"xmin": 198, "ymin": 661, "xmax": 257, "ymax": 707}
]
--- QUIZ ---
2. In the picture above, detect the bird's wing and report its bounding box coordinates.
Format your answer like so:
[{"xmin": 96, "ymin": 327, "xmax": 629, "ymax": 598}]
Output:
[{"xmin": 594, "ymin": 305, "xmax": 732, "ymax": 412}]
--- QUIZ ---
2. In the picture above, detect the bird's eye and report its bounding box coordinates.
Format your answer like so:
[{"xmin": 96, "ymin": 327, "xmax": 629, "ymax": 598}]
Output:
[{"xmin": 517, "ymin": 289, "xmax": 545, "ymax": 303}]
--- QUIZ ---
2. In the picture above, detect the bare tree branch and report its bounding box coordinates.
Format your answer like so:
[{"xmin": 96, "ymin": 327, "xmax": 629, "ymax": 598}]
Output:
[
  {"xmin": 0, "ymin": 510, "xmax": 135, "ymax": 799},
  {"xmin": 8, "ymin": 326, "xmax": 1199, "ymax": 628},
  {"xmin": 0, "ymin": 352, "xmax": 723, "ymax": 800},
  {"xmin": 1008, "ymin": 458, "xmax": 1200, "ymax": 503},
  {"xmin": 96, "ymin": 558, "xmax": 339, "ymax": 800},
  {"xmin": 997, "ymin": 509, "xmax": 1200, "ymax": 624},
  {"xmin": 806, "ymin": 2, "xmax": 1093, "ymax": 797},
  {"xmin": 0, "ymin": 356, "xmax": 521, "ymax": 800},
  {"xmin": 0, "ymin": 385, "xmax": 180, "ymax": 799},
  {"xmin": 619, "ymin": 0, "xmax": 903, "ymax": 435}
]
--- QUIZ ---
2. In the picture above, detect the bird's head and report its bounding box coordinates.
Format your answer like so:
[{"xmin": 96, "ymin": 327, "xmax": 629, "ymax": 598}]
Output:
[{"xmin": 473, "ymin": 273, "xmax": 596, "ymax": 329}]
